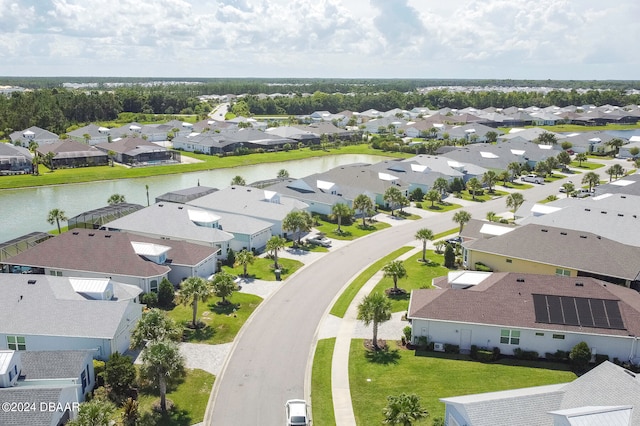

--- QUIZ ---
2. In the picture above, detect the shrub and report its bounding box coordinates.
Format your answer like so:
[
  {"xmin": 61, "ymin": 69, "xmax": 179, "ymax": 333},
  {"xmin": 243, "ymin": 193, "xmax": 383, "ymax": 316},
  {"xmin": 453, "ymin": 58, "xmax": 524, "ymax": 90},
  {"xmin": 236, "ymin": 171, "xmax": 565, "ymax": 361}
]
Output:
[
  {"xmin": 141, "ymin": 292, "xmax": 158, "ymax": 308},
  {"xmin": 226, "ymin": 248, "xmax": 236, "ymax": 266},
  {"xmin": 157, "ymin": 278, "xmax": 175, "ymax": 308},
  {"xmin": 444, "ymin": 244, "xmax": 455, "ymax": 268},
  {"xmin": 513, "ymin": 348, "xmax": 539, "ymax": 360},
  {"xmin": 474, "ymin": 262, "xmax": 493, "ymax": 272},
  {"xmin": 594, "ymin": 354, "xmax": 609, "ymax": 365},
  {"xmin": 476, "ymin": 350, "xmax": 495, "ymax": 362},
  {"xmin": 93, "ymin": 360, "xmax": 106, "ymax": 387},
  {"xmin": 415, "ymin": 202, "xmax": 422, "ymax": 209},
  {"xmin": 570, "ymin": 341, "xmax": 591, "ymax": 371},
  {"xmin": 444, "ymin": 344, "xmax": 460, "ymax": 354},
  {"xmin": 403, "ymin": 326, "xmax": 412, "ymax": 343},
  {"xmin": 470, "ymin": 345, "xmax": 479, "ymax": 358},
  {"xmin": 417, "ymin": 336, "xmax": 428, "ymax": 349},
  {"xmin": 546, "ymin": 350, "xmax": 569, "ymax": 362}
]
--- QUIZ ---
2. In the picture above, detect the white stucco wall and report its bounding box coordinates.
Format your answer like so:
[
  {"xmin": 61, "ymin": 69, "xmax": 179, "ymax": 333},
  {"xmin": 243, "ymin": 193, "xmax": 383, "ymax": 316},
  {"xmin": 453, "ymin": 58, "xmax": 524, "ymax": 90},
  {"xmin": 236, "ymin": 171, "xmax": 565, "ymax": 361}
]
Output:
[{"xmin": 411, "ymin": 319, "xmax": 638, "ymax": 361}]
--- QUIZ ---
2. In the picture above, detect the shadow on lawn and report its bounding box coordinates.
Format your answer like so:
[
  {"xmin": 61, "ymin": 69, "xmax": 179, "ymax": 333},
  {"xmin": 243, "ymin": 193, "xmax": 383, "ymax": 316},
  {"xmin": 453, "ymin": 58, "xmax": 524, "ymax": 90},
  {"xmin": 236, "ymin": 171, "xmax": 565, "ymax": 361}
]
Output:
[
  {"xmin": 413, "ymin": 350, "xmax": 574, "ymax": 372},
  {"xmin": 365, "ymin": 347, "xmax": 401, "ymax": 365}
]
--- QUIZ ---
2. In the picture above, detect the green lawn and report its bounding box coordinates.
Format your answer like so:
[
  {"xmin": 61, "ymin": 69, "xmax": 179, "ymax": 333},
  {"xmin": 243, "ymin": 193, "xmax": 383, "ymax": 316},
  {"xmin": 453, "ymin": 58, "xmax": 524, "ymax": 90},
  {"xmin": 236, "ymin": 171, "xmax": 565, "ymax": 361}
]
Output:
[
  {"xmin": 569, "ymin": 161, "xmax": 605, "ymax": 170},
  {"xmin": 376, "ymin": 207, "xmax": 421, "ymax": 220},
  {"xmin": 543, "ymin": 173, "xmax": 567, "ymax": 183},
  {"xmin": 433, "ymin": 228, "xmax": 458, "ymax": 240},
  {"xmin": 315, "ymin": 218, "xmax": 391, "ymax": 241},
  {"xmin": 286, "ymin": 240, "xmax": 329, "ymax": 253},
  {"xmin": 0, "ymin": 144, "xmax": 404, "ymax": 189},
  {"xmin": 349, "ymin": 340, "xmax": 576, "ymax": 426},
  {"xmin": 134, "ymin": 368, "xmax": 214, "ymax": 426},
  {"xmin": 222, "ymin": 257, "xmax": 303, "ymax": 281},
  {"xmin": 417, "ymin": 201, "xmax": 462, "ymax": 213},
  {"xmin": 498, "ymin": 181, "xmax": 533, "ymax": 190},
  {"xmin": 330, "ymin": 247, "xmax": 414, "ymax": 318},
  {"xmin": 497, "ymin": 123, "xmax": 640, "ymax": 133},
  {"xmin": 455, "ymin": 189, "xmax": 509, "ymax": 203},
  {"xmin": 166, "ymin": 292, "xmax": 262, "ymax": 344},
  {"xmin": 370, "ymin": 251, "xmax": 447, "ymax": 313},
  {"xmin": 311, "ymin": 338, "xmax": 336, "ymax": 426}
]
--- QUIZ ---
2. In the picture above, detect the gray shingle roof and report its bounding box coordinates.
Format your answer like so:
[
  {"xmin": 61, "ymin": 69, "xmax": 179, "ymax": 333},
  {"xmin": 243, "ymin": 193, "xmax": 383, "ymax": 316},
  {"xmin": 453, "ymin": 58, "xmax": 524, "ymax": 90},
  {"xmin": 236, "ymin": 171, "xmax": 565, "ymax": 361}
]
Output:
[
  {"xmin": 20, "ymin": 350, "xmax": 92, "ymax": 380},
  {"xmin": 0, "ymin": 275, "xmax": 138, "ymax": 338},
  {"xmin": 0, "ymin": 388, "xmax": 64, "ymax": 426}
]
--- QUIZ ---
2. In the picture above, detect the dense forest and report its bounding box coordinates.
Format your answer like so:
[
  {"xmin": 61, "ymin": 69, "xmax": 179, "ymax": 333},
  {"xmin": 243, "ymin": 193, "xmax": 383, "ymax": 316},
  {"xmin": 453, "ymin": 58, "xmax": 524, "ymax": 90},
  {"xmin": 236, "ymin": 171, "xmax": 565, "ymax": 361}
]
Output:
[{"xmin": 1, "ymin": 78, "xmax": 639, "ymax": 138}]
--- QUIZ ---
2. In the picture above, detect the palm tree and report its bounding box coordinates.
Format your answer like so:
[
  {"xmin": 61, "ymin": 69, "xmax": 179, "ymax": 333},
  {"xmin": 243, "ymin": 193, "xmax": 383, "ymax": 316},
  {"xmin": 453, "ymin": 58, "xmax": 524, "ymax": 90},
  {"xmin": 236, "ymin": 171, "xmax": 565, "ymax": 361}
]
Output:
[
  {"xmin": 266, "ymin": 235, "xmax": 287, "ymax": 269},
  {"xmin": 486, "ymin": 211, "xmax": 498, "ymax": 222},
  {"xmin": 145, "ymin": 184, "xmax": 150, "ymax": 206},
  {"xmin": 606, "ymin": 138, "xmax": 625, "ymax": 156},
  {"xmin": 607, "ymin": 164, "xmax": 625, "ymax": 180},
  {"xmin": 177, "ymin": 276, "xmax": 211, "ymax": 328},
  {"xmin": 67, "ymin": 398, "xmax": 116, "ymax": 426},
  {"xmin": 498, "ymin": 170, "xmax": 510, "ymax": 186},
  {"xmin": 235, "ymin": 249, "xmax": 255, "ymax": 277},
  {"xmin": 562, "ymin": 182, "xmax": 575, "ymax": 198},
  {"xmin": 536, "ymin": 131, "xmax": 558, "ymax": 145},
  {"xmin": 507, "ymin": 162, "xmax": 522, "ymax": 181},
  {"xmin": 107, "ymin": 193, "xmax": 126, "ymax": 205},
  {"xmin": 575, "ymin": 152, "xmax": 588, "ymax": 167},
  {"xmin": 432, "ymin": 177, "xmax": 449, "ymax": 198},
  {"xmin": 383, "ymin": 187, "xmax": 404, "ymax": 216},
  {"xmin": 557, "ymin": 151, "xmax": 571, "ymax": 168},
  {"xmin": 582, "ymin": 171, "xmax": 600, "ymax": 192},
  {"xmin": 140, "ymin": 340, "xmax": 185, "ymax": 413},
  {"xmin": 210, "ymin": 271, "xmax": 238, "ymax": 305},
  {"xmin": 28, "ymin": 140, "xmax": 39, "ymax": 175},
  {"xmin": 415, "ymin": 228, "xmax": 434, "ymax": 263},
  {"xmin": 107, "ymin": 150, "xmax": 116, "ymax": 167},
  {"xmin": 423, "ymin": 189, "xmax": 440, "ymax": 208},
  {"xmin": 382, "ymin": 260, "xmax": 407, "ymax": 293},
  {"xmin": 506, "ymin": 192, "xmax": 525, "ymax": 214},
  {"xmin": 357, "ymin": 292, "xmax": 392, "ymax": 351},
  {"xmin": 383, "ymin": 393, "xmax": 429, "ymax": 426},
  {"xmin": 466, "ymin": 177, "xmax": 482, "ymax": 200},
  {"xmin": 231, "ymin": 175, "xmax": 246, "ymax": 186},
  {"xmin": 331, "ymin": 203, "xmax": 353, "ymax": 233},
  {"xmin": 452, "ymin": 210, "xmax": 471, "ymax": 233},
  {"xmin": 353, "ymin": 194, "xmax": 374, "ymax": 227},
  {"xmin": 482, "ymin": 170, "xmax": 498, "ymax": 193},
  {"xmin": 434, "ymin": 240, "xmax": 445, "ymax": 254},
  {"xmin": 130, "ymin": 308, "xmax": 182, "ymax": 349},
  {"xmin": 283, "ymin": 210, "xmax": 313, "ymax": 244},
  {"xmin": 277, "ymin": 169, "xmax": 289, "ymax": 178},
  {"xmin": 47, "ymin": 208, "xmax": 67, "ymax": 234}
]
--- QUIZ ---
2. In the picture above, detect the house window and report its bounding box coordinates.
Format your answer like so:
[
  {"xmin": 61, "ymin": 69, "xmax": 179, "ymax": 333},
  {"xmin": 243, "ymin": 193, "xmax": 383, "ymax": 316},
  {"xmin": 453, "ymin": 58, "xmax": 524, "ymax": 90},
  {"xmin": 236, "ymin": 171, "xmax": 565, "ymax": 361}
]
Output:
[
  {"xmin": 150, "ymin": 280, "xmax": 158, "ymax": 292},
  {"xmin": 500, "ymin": 329, "xmax": 520, "ymax": 345},
  {"xmin": 81, "ymin": 371, "xmax": 87, "ymax": 394},
  {"xmin": 555, "ymin": 268, "xmax": 570, "ymax": 277},
  {"xmin": 49, "ymin": 270, "xmax": 62, "ymax": 276},
  {"xmin": 535, "ymin": 332, "xmax": 544, "ymax": 337},
  {"xmin": 506, "ymin": 259, "xmax": 512, "ymax": 263},
  {"xmin": 553, "ymin": 334, "xmax": 565, "ymax": 340},
  {"xmin": 7, "ymin": 336, "xmax": 26, "ymax": 351}
]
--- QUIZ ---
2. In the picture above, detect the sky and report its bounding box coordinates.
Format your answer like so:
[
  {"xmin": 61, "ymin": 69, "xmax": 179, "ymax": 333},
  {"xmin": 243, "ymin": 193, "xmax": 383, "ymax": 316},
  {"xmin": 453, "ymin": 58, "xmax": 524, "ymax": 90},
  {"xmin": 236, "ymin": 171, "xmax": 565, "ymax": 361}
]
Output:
[{"xmin": 1, "ymin": 0, "xmax": 639, "ymax": 80}]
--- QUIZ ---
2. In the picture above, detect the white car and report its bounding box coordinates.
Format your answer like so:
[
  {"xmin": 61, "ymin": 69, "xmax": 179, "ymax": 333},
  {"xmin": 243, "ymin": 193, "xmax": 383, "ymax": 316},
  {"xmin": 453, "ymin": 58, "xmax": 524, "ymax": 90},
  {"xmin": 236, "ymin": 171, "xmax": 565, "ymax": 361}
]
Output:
[
  {"xmin": 285, "ymin": 399, "xmax": 308, "ymax": 426},
  {"xmin": 306, "ymin": 234, "xmax": 331, "ymax": 247}
]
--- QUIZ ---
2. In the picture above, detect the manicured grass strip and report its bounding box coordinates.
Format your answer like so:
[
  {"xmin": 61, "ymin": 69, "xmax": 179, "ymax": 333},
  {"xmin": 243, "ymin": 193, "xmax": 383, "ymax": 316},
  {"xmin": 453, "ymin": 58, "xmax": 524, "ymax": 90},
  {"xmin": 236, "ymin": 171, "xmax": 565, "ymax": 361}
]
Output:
[
  {"xmin": 349, "ymin": 340, "xmax": 576, "ymax": 426},
  {"xmin": 433, "ymin": 228, "xmax": 458, "ymax": 240},
  {"xmin": 330, "ymin": 246, "xmax": 413, "ymax": 318},
  {"xmin": 315, "ymin": 218, "xmax": 391, "ymax": 241},
  {"xmin": 311, "ymin": 338, "xmax": 337, "ymax": 426},
  {"xmin": 569, "ymin": 161, "xmax": 605, "ymax": 170},
  {"xmin": 0, "ymin": 144, "xmax": 409, "ymax": 189},
  {"xmin": 454, "ymin": 189, "xmax": 509, "ymax": 203},
  {"xmin": 222, "ymin": 257, "xmax": 303, "ymax": 281},
  {"xmin": 167, "ymin": 292, "xmax": 262, "ymax": 344},
  {"xmin": 135, "ymin": 368, "xmax": 214, "ymax": 425},
  {"xmin": 417, "ymin": 202, "xmax": 462, "ymax": 213},
  {"xmin": 370, "ymin": 251, "xmax": 447, "ymax": 312}
]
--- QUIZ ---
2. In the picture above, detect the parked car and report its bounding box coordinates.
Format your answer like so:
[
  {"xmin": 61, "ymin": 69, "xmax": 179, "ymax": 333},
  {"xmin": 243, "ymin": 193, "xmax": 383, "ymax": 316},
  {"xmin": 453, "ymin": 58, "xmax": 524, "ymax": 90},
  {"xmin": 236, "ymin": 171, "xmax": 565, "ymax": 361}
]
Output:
[
  {"xmin": 306, "ymin": 234, "xmax": 331, "ymax": 247},
  {"xmin": 521, "ymin": 174, "xmax": 544, "ymax": 184},
  {"xmin": 285, "ymin": 399, "xmax": 308, "ymax": 426},
  {"xmin": 573, "ymin": 188, "xmax": 592, "ymax": 198},
  {"xmin": 446, "ymin": 236, "xmax": 462, "ymax": 245}
]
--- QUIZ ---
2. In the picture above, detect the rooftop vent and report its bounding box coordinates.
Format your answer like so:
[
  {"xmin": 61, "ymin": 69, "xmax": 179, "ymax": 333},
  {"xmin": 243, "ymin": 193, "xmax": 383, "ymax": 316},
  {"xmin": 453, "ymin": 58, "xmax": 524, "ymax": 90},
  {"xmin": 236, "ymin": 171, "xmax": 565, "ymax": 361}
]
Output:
[
  {"xmin": 516, "ymin": 278, "xmax": 525, "ymax": 283},
  {"xmin": 159, "ymin": 204, "xmax": 164, "ymax": 207},
  {"xmin": 618, "ymin": 213, "xmax": 624, "ymax": 217},
  {"xmin": 585, "ymin": 208, "xmax": 591, "ymax": 211},
  {"xmin": 104, "ymin": 235, "xmax": 111, "ymax": 238},
  {"xmin": 178, "ymin": 206, "xmax": 183, "ymax": 210},
  {"xmin": 601, "ymin": 211, "xmax": 607, "ymax": 214},
  {"xmin": 580, "ymin": 235, "xmax": 587, "ymax": 239},
  {"xmin": 560, "ymin": 232, "xmax": 567, "ymax": 235},
  {"xmin": 27, "ymin": 280, "xmax": 36, "ymax": 285},
  {"xmin": 88, "ymin": 233, "xmax": 95, "ymax": 237},
  {"xmin": 541, "ymin": 229, "xmax": 548, "ymax": 232},
  {"xmin": 575, "ymin": 282, "xmax": 584, "ymax": 287},
  {"xmin": 72, "ymin": 231, "xmax": 79, "ymax": 235},
  {"xmin": 621, "ymin": 195, "xmax": 627, "ymax": 199}
]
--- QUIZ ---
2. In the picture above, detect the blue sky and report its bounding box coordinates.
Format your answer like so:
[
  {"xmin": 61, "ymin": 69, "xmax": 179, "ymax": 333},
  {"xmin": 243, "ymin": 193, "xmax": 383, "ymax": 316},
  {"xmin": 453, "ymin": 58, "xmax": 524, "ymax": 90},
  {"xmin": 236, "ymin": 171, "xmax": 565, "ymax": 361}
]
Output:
[{"xmin": 1, "ymin": 0, "xmax": 638, "ymax": 80}]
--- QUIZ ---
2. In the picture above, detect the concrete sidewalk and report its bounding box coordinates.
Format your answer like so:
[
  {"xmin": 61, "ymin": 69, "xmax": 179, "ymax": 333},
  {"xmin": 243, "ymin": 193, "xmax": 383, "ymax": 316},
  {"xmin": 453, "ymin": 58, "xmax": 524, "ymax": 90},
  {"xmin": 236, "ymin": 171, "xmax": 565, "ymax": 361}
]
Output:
[{"xmin": 329, "ymin": 246, "xmax": 421, "ymax": 426}]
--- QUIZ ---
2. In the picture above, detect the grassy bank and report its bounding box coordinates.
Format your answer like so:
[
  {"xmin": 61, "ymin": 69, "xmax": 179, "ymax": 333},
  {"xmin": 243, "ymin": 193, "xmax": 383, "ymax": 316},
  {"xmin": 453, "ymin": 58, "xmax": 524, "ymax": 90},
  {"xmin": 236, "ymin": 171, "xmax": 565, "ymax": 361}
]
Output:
[{"xmin": 311, "ymin": 338, "xmax": 337, "ymax": 426}]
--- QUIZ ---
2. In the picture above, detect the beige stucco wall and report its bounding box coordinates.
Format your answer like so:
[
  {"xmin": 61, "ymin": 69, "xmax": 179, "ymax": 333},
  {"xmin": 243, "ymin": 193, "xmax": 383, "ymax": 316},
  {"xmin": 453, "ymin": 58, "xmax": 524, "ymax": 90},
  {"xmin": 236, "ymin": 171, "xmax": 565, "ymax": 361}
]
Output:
[{"xmin": 466, "ymin": 250, "xmax": 577, "ymax": 276}]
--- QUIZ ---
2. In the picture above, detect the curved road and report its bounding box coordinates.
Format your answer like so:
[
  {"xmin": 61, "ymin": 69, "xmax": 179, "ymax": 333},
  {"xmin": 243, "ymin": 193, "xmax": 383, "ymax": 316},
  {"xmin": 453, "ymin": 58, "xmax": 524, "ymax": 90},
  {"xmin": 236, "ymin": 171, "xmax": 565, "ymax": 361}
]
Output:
[{"xmin": 206, "ymin": 159, "xmax": 626, "ymax": 425}]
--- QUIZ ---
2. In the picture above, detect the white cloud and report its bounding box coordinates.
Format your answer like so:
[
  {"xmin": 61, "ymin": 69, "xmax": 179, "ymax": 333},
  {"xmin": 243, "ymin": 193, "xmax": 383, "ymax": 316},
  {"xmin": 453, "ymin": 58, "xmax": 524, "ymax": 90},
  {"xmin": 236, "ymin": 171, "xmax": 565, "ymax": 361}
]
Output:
[{"xmin": 0, "ymin": 0, "xmax": 637, "ymax": 79}]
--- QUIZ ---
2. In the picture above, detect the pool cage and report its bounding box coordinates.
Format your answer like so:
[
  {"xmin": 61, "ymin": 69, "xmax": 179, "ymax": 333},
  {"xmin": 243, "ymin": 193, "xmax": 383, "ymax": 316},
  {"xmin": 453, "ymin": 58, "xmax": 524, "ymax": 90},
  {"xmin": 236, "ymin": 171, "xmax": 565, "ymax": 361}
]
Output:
[
  {"xmin": 67, "ymin": 203, "xmax": 144, "ymax": 231},
  {"xmin": 0, "ymin": 232, "xmax": 53, "ymax": 263}
]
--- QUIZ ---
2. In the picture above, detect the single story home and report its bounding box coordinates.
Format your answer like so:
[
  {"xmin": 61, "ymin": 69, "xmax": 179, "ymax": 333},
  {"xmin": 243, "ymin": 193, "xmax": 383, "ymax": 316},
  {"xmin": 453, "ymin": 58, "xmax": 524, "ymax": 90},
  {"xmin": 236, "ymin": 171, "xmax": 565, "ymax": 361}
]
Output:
[
  {"xmin": 36, "ymin": 139, "xmax": 109, "ymax": 168},
  {"xmin": 0, "ymin": 143, "xmax": 32, "ymax": 175},
  {"xmin": 95, "ymin": 137, "xmax": 180, "ymax": 166},
  {"xmin": 408, "ymin": 272, "xmax": 640, "ymax": 363}
]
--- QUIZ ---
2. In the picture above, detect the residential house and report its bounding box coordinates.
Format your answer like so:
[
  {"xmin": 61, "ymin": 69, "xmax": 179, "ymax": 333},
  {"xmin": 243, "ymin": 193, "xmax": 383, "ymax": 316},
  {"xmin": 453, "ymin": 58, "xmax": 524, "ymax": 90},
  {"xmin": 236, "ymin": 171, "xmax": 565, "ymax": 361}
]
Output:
[
  {"xmin": 103, "ymin": 201, "xmax": 272, "ymax": 254},
  {"xmin": 265, "ymin": 126, "xmax": 320, "ymax": 145},
  {"xmin": 0, "ymin": 349, "xmax": 97, "ymax": 425},
  {"xmin": 408, "ymin": 272, "xmax": 640, "ymax": 362},
  {"xmin": 171, "ymin": 132, "xmax": 239, "ymax": 154},
  {"xmin": 67, "ymin": 123, "xmax": 112, "ymax": 145},
  {"xmin": 361, "ymin": 116, "xmax": 407, "ymax": 135},
  {"xmin": 95, "ymin": 137, "xmax": 180, "ymax": 166},
  {"xmin": 187, "ymin": 185, "xmax": 309, "ymax": 236},
  {"xmin": 0, "ymin": 274, "xmax": 143, "ymax": 359},
  {"xmin": 297, "ymin": 122, "xmax": 358, "ymax": 142},
  {"xmin": 36, "ymin": 140, "xmax": 109, "ymax": 168},
  {"xmin": 441, "ymin": 361, "xmax": 640, "ymax": 426},
  {"xmin": 440, "ymin": 123, "xmax": 503, "ymax": 144},
  {"xmin": 155, "ymin": 186, "xmax": 218, "ymax": 204},
  {"xmin": 462, "ymin": 223, "xmax": 640, "ymax": 288},
  {"xmin": 403, "ymin": 154, "xmax": 487, "ymax": 183},
  {"xmin": 9, "ymin": 126, "xmax": 59, "ymax": 147},
  {"xmin": 2, "ymin": 229, "xmax": 219, "ymax": 290},
  {"xmin": 0, "ymin": 143, "xmax": 32, "ymax": 175},
  {"xmin": 557, "ymin": 131, "xmax": 623, "ymax": 154}
]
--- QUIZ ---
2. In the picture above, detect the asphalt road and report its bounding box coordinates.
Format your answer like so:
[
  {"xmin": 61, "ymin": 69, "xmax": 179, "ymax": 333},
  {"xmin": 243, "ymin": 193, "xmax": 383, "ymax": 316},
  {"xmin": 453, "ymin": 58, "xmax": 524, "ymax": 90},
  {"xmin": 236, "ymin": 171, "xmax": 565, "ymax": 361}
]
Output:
[{"xmin": 206, "ymin": 158, "xmax": 627, "ymax": 425}]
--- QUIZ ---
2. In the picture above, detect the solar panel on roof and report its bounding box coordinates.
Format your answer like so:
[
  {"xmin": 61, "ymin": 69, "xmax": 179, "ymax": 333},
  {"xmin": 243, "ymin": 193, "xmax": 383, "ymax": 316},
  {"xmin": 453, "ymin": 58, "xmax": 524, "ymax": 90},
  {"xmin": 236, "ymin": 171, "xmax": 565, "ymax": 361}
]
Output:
[{"xmin": 532, "ymin": 294, "xmax": 625, "ymax": 330}]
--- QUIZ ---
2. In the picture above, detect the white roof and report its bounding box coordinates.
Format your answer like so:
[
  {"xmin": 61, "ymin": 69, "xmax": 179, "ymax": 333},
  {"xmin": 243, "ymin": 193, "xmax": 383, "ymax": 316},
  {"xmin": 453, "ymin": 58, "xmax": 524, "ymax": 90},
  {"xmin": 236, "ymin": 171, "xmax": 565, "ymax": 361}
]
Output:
[
  {"xmin": 98, "ymin": 126, "xmax": 109, "ymax": 132},
  {"xmin": 410, "ymin": 164, "xmax": 428, "ymax": 173},
  {"xmin": 538, "ymin": 144, "xmax": 553, "ymax": 150},
  {"xmin": 69, "ymin": 277, "xmax": 111, "ymax": 294},
  {"xmin": 511, "ymin": 149, "xmax": 526, "ymax": 155},
  {"xmin": 0, "ymin": 350, "xmax": 15, "ymax": 375},
  {"xmin": 447, "ymin": 271, "xmax": 493, "ymax": 287},
  {"xmin": 480, "ymin": 151, "xmax": 499, "ymax": 159},
  {"xmin": 591, "ymin": 193, "xmax": 613, "ymax": 201},
  {"xmin": 530, "ymin": 204, "xmax": 563, "ymax": 215},
  {"xmin": 548, "ymin": 405, "xmax": 633, "ymax": 426},
  {"xmin": 130, "ymin": 241, "xmax": 171, "ymax": 257},
  {"xmin": 129, "ymin": 125, "xmax": 141, "ymax": 131},
  {"xmin": 23, "ymin": 130, "xmax": 35, "ymax": 136},
  {"xmin": 479, "ymin": 223, "xmax": 516, "ymax": 236},
  {"xmin": 610, "ymin": 179, "xmax": 635, "ymax": 187},
  {"xmin": 442, "ymin": 384, "xmax": 565, "ymax": 404},
  {"xmin": 317, "ymin": 180, "xmax": 336, "ymax": 190},
  {"xmin": 378, "ymin": 172, "xmax": 398, "ymax": 181},
  {"xmin": 188, "ymin": 208, "xmax": 220, "ymax": 224},
  {"xmin": 263, "ymin": 190, "xmax": 278, "ymax": 201},
  {"xmin": 447, "ymin": 160, "xmax": 465, "ymax": 168}
]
